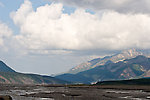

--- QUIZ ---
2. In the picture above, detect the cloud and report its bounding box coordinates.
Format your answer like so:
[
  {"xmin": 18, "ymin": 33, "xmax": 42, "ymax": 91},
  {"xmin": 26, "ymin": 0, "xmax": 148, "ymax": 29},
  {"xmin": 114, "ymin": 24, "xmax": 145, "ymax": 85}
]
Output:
[
  {"xmin": 1, "ymin": 0, "xmax": 150, "ymax": 75},
  {"xmin": 0, "ymin": 21, "xmax": 12, "ymax": 47},
  {"xmin": 50, "ymin": 0, "xmax": 150, "ymax": 13},
  {"xmin": 10, "ymin": 0, "xmax": 150, "ymax": 54}
]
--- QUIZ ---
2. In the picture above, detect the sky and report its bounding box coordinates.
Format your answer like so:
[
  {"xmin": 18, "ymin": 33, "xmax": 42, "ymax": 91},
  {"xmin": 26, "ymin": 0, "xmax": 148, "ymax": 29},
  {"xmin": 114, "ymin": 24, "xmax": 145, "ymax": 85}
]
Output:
[{"xmin": 0, "ymin": 0, "xmax": 150, "ymax": 75}]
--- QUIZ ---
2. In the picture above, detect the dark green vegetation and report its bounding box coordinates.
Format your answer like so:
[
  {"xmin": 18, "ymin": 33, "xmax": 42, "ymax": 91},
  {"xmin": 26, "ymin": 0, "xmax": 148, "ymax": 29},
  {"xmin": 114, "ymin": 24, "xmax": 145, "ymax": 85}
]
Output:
[
  {"xmin": 0, "ymin": 61, "xmax": 69, "ymax": 84},
  {"xmin": 96, "ymin": 78, "xmax": 150, "ymax": 85},
  {"xmin": 56, "ymin": 55, "xmax": 150, "ymax": 84}
]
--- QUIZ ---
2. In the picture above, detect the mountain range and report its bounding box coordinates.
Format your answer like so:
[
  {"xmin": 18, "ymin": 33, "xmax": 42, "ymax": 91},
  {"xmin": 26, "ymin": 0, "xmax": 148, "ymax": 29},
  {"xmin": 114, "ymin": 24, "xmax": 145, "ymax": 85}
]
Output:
[
  {"xmin": 56, "ymin": 49, "xmax": 150, "ymax": 84},
  {"xmin": 0, "ymin": 61, "xmax": 69, "ymax": 84},
  {"xmin": 1, "ymin": 48, "xmax": 150, "ymax": 85},
  {"xmin": 67, "ymin": 48, "xmax": 148, "ymax": 74}
]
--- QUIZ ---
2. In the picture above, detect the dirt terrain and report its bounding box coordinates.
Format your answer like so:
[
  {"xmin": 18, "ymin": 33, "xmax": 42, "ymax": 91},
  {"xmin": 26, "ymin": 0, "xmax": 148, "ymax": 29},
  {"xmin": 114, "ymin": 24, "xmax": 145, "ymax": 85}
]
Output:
[{"xmin": 0, "ymin": 84, "xmax": 150, "ymax": 100}]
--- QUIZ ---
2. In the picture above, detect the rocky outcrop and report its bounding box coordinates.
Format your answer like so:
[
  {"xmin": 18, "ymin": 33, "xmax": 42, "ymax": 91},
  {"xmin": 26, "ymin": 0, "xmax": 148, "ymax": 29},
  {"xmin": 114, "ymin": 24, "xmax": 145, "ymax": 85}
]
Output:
[{"xmin": 0, "ymin": 95, "xmax": 12, "ymax": 100}]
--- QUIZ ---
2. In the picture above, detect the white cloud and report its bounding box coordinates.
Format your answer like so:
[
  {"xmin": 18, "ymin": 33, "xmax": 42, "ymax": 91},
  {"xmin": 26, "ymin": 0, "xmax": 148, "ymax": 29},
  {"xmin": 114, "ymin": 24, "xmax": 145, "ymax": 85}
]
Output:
[
  {"xmin": 0, "ymin": 21, "xmax": 12, "ymax": 47},
  {"xmin": 10, "ymin": 0, "xmax": 33, "ymax": 27},
  {"xmin": 50, "ymin": 0, "xmax": 150, "ymax": 13},
  {"xmin": 10, "ymin": 0, "xmax": 150, "ymax": 54}
]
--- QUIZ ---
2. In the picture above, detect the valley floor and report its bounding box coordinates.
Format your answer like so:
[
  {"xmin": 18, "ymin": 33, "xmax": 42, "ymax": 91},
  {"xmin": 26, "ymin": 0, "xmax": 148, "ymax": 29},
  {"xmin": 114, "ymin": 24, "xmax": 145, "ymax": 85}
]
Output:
[{"xmin": 0, "ymin": 84, "xmax": 150, "ymax": 100}]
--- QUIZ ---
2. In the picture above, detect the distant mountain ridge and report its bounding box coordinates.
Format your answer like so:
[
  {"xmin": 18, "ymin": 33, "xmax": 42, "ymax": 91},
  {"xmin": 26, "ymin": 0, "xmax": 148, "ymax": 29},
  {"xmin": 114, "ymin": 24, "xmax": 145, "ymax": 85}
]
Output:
[
  {"xmin": 0, "ymin": 72, "xmax": 69, "ymax": 84},
  {"xmin": 56, "ymin": 55, "xmax": 150, "ymax": 84},
  {"xmin": 0, "ymin": 61, "xmax": 69, "ymax": 84},
  {"xmin": 68, "ymin": 48, "xmax": 147, "ymax": 74}
]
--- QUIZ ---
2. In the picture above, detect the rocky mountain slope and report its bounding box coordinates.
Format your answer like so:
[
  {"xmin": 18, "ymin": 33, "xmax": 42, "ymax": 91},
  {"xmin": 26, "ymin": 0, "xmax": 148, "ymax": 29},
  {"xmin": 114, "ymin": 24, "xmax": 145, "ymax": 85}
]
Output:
[
  {"xmin": 68, "ymin": 48, "xmax": 148, "ymax": 74},
  {"xmin": 56, "ymin": 55, "xmax": 150, "ymax": 84},
  {"xmin": 0, "ymin": 61, "xmax": 69, "ymax": 84}
]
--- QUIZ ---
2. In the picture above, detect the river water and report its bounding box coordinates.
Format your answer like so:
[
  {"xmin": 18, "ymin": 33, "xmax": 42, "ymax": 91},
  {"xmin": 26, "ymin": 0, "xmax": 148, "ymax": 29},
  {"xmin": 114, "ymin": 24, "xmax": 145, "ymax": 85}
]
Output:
[{"xmin": 0, "ymin": 85, "xmax": 150, "ymax": 100}]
